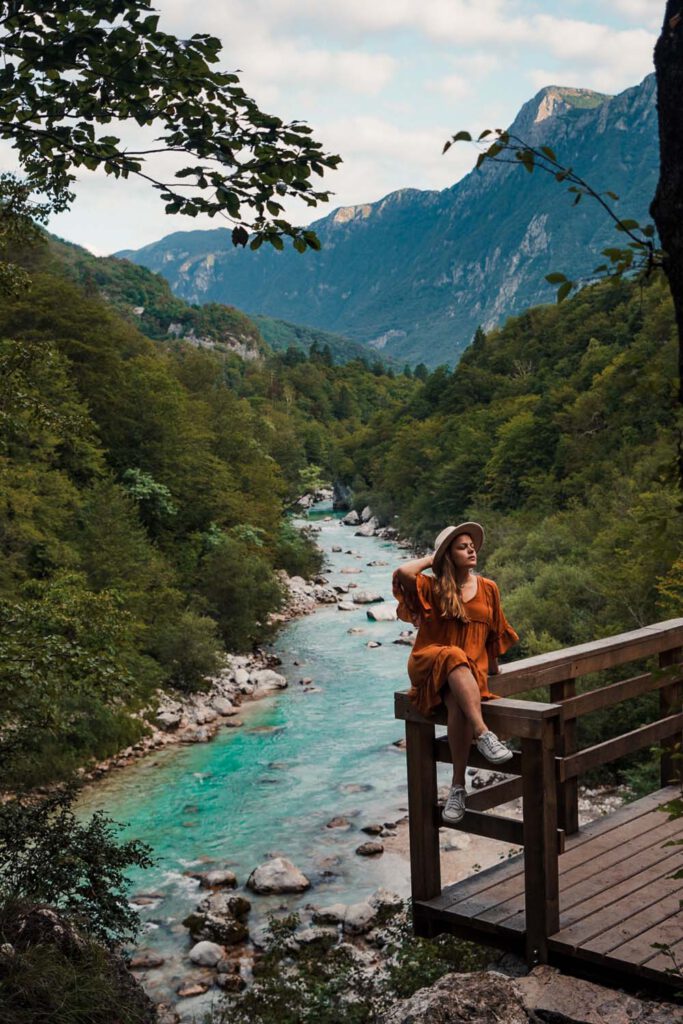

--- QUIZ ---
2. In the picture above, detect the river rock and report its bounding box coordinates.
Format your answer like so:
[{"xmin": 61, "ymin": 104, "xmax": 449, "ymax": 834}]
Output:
[
  {"xmin": 294, "ymin": 925, "xmax": 338, "ymax": 945},
  {"xmin": 355, "ymin": 516, "xmax": 380, "ymax": 537},
  {"xmin": 192, "ymin": 869, "xmax": 238, "ymax": 889},
  {"xmin": 337, "ymin": 601, "xmax": 357, "ymax": 611},
  {"xmin": 211, "ymin": 697, "xmax": 238, "ymax": 716},
  {"xmin": 251, "ymin": 669, "xmax": 288, "ymax": 693},
  {"xmin": 312, "ymin": 902, "xmax": 348, "ymax": 926},
  {"xmin": 367, "ymin": 641, "xmax": 382, "ymax": 649},
  {"xmin": 215, "ymin": 973, "xmax": 246, "ymax": 992},
  {"xmin": 355, "ymin": 841, "xmax": 384, "ymax": 856},
  {"xmin": 184, "ymin": 892, "xmax": 250, "ymax": 946},
  {"xmin": 176, "ymin": 981, "xmax": 209, "ymax": 998},
  {"xmin": 360, "ymin": 506, "xmax": 373, "ymax": 522},
  {"xmin": 247, "ymin": 856, "xmax": 311, "ymax": 894},
  {"xmin": 326, "ymin": 816, "xmax": 352, "ymax": 828},
  {"xmin": 188, "ymin": 941, "xmax": 224, "ymax": 967},
  {"xmin": 233, "ymin": 668, "xmax": 250, "ymax": 688},
  {"xmin": 352, "ymin": 591, "xmax": 384, "ymax": 604},
  {"xmin": 331, "ymin": 545, "xmax": 342, "ymax": 552},
  {"xmin": 193, "ymin": 704, "xmax": 217, "ymax": 724},
  {"xmin": 367, "ymin": 560, "xmax": 389, "ymax": 566},
  {"xmin": 156, "ymin": 710, "xmax": 182, "ymax": 731},
  {"xmin": 343, "ymin": 900, "xmax": 378, "ymax": 935},
  {"xmin": 369, "ymin": 888, "xmax": 403, "ymax": 912},
  {"xmin": 313, "ymin": 585, "xmax": 338, "ymax": 603},
  {"xmin": 347, "ymin": 626, "xmax": 365, "ymax": 634},
  {"xmin": 130, "ymin": 952, "xmax": 165, "ymax": 969},
  {"xmin": 342, "ymin": 510, "xmax": 360, "ymax": 526},
  {"xmin": 379, "ymin": 971, "xmax": 528, "ymax": 1024},
  {"xmin": 367, "ymin": 604, "xmax": 398, "ymax": 622},
  {"xmin": 361, "ymin": 823, "xmax": 384, "ymax": 835},
  {"xmin": 340, "ymin": 566, "xmax": 362, "ymax": 574}
]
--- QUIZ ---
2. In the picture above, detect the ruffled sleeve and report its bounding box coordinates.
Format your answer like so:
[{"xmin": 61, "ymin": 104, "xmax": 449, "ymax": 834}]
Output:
[
  {"xmin": 486, "ymin": 579, "xmax": 519, "ymax": 657},
  {"xmin": 392, "ymin": 571, "xmax": 433, "ymax": 626}
]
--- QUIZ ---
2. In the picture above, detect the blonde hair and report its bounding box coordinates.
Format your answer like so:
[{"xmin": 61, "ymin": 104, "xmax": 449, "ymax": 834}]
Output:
[{"xmin": 432, "ymin": 549, "xmax": 471, "ymax": 622}]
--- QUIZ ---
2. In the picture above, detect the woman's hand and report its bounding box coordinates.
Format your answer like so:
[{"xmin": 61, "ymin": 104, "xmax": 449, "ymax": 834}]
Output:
[{"xmin": 395, "ymin": 552, "xmax": 434, "ymax": 582}]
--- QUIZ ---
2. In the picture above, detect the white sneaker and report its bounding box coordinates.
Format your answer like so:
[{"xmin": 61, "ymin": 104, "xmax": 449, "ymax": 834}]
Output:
[
  {"xmin": 475, "ymin": 730, "xmax": 513, "ymax": 764},
  {"xmin": 442, "ymin": 785, "xmax": 466, "ymax": 824}
]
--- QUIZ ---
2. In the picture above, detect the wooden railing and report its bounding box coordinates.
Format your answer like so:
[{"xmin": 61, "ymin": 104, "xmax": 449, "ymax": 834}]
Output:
[{"xmin": 394, "ymin": 617, "xmax": 683, "ymax": 963}]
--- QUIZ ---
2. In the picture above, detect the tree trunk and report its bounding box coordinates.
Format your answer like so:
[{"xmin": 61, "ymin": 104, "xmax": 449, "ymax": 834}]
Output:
[{"xmin": 650, "ymin": 2, "xmax": 683, "ymax": 490}]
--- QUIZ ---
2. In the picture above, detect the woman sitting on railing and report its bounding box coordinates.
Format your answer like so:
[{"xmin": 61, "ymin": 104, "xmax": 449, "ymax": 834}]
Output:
[{"xmin": 392, "ymin": 522, "xmax": 518, "ymax": 825}]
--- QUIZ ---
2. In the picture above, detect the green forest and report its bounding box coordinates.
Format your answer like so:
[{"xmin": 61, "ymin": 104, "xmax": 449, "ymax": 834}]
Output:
[
  {"xmin": 2, "ymin": 231, "xmax": 680, "ymax": 794},
  {"xmin": 0, "ymin": 235, "xmax": 411, "ymax": 789}
]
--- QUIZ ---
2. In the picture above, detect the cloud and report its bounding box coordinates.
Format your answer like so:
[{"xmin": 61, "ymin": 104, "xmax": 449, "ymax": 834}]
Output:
[{"xmin": 604, "ymin": 1, "xmax": 662, "ymax": 30}]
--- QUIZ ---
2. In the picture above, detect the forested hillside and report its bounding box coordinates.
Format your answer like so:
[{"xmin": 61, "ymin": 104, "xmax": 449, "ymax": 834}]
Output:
[
  {"xmin": 0, "ymin": 237, "xmax": 412, "ymax": 787},
  {"xmin": 336, "ymin": 274, "xmax": 681, "ymax": 656}
]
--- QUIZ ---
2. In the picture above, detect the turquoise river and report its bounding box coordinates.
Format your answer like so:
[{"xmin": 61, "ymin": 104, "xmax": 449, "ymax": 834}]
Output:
[{"xmin": 77, "ymin": 506, "xmax": 457, "ymax": 1012}]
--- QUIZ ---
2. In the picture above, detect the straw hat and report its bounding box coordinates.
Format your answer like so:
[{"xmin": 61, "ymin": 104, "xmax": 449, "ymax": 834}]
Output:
[{"xmin": 432, "ymin": 522, "xmax": 485, "ymax": 574}]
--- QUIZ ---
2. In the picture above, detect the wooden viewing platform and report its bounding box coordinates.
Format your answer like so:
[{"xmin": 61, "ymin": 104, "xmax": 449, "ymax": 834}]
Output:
[{"xmin": 395, "ymin": 618, "xmax": 683, "ymax": 990}]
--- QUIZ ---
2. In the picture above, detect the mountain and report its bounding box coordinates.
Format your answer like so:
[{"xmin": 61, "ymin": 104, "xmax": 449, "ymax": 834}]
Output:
[
  {"xmin": 119, "ymin": 75, "xmax": 658, "ymax": 367},
  {"xmin": 54, "ymin": 236, "xmax": 370, "ymax": 365}
]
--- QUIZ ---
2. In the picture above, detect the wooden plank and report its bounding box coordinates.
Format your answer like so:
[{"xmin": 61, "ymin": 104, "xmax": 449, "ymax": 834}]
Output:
[
  {"xmin": 592, "ymin": 903, "xmax": 683, "ymax": 959},
  {"xmin": 432, "ymin": 788, "xmax": 677, "ymax": 915},
  {"xmin": 560, "ymin": 712, "xmax": 683, "ymax": 781},
  {"xmin": 492, "ymin": 619, "xmax": 683, "ymax": 695},
  {"xmin": 405, "ymin": 720, "xmax": 441, "ymax": 907},
  {"xmin": 560, "ymin": 669, "xmax": 683, "ymax": 720},
  {"xmin": 466, "ymin": 776, "xmax": 523, "ymax": 812},
  {"xmin": 521, "ymin": 719, "xmax": 559, "ymax": 962},
  {"xmin": 551, "ymin": 679, "xmax": 578, "ymax": 835},
  {"xmin": 395, "ymin": 692, "xmax": 562, "ymax": 738},
  {"xmin": 433, "ymin": 735, "xmax": 523, "ymax": 775},
  {"xmin": 640, "ymin": 933, "xmax": 683, "ymax": 971},
  {"xmin": 470, "ymin": 806, "xmax": 679, "ymax": 926},
  {"xmin": 440, "ymin": 808, "xmax": 524, "ymax": 845},
  {"xmin": 552, "ymin": 848, "xmax": 683, "ymax": 949},
  {"xmin": 659, "ymin": 647, "xmax": 683, "ymax": 787}
]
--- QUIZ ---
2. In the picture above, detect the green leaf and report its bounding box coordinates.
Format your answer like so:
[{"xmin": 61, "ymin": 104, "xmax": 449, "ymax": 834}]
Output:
[
  {"xmin": 606, "ymin": 191, "xmax": 620, "ymax": 201},
  {"xmin": 540, "ymin": 145, "xmax": 556, "ymax": 161},
  {"xmin": 545, "ymin": 272, "xmax": 567, "ymax": 284},
  {"xmin": 451, "ymin": 131, "xmax": 472, "ymax": 143},
  {"xmin": 616, "ymin": 218, "xmax": 640, "ymax": 232},
  {"xmin": 557, "ymin": 281, "xmax": 573, "ymax": 303}
]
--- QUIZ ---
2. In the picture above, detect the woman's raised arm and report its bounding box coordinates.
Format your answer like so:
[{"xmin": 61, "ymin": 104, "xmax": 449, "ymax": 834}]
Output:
[{"xmin": 394, "ymin": 553, "xmax": 433, "ymax": 585}]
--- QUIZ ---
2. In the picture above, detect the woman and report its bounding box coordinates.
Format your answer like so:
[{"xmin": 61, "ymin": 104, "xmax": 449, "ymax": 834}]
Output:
[{"xmin": 392, "ymin": 522, "xmax": 518, "ymax": 825}]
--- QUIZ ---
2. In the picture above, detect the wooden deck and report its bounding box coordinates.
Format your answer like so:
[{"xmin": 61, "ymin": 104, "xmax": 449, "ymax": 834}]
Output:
[
  {"xmin": 395, "ymin": 617, "xmax": 683, "ymax": 993},
  {"xmin": 416, "ymin": 786, "xmax": 683, "ymax": 989}
]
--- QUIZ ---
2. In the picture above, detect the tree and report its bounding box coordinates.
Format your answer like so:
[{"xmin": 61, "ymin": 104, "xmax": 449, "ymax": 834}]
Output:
[
  {"xmin": 0, "ymin": 0, "xmax": 341, "ymax": 284},
  {"xmin": 445, "ymin": 4, "xmax": 683, "ymax": 487}
]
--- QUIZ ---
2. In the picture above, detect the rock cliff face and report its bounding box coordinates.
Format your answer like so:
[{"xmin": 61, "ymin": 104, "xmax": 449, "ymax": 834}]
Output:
[{"xmin": 120, "ymin": 75, "xmax": 658, "ymax": 367}]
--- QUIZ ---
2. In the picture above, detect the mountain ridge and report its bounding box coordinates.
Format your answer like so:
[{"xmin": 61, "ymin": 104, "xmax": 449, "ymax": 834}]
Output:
[{"xmin": 119, "ymin": 74, "xmax": 657, "ymax": 366}]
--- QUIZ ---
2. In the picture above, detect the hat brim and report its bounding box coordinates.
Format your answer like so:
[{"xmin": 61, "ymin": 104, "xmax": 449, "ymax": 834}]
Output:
[{"xmin": 433, "ymin": 522, "xmax": 484, "ymax": 574}]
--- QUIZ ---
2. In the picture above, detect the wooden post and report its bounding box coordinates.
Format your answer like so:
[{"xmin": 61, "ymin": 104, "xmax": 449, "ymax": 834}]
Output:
[
  {"xmin": 405, "ymin": 719, "xmax": 441, "ymax": 934},
  {"xmin": 522, "ymin": 717, "xmax": 560, "ymax": 964},
  {"xmin": 659, "ymin": 646, "xmax": 683, "ymax": 787},
  {"xmin": 550, "ymin": 679, "xmax": 579, "ymax": 835}
]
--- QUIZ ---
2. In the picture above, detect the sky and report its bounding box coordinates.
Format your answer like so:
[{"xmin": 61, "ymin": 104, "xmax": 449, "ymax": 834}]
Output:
[{"xmin": 38, "ymin": 0, "xmax": 661, "ymax": 255}]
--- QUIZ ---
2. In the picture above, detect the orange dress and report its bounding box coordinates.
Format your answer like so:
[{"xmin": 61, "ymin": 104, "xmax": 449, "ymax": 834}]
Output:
[{"xmin": 392, "ymin": 571, "xmax": 519, "ymax": 718}]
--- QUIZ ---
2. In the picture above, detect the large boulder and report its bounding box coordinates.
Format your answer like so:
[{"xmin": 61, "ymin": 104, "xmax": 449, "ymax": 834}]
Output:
[
  {"xmin": 379, "ymin": 971, "xmax": 528, "ymax": 1024},
  {"xmin": 342, "ymin": 510, "xmax": 360, "ymax": 526},
  {"xmin": 183, "ymin": 892, "xmax": 250, "ymax": 946},
  {"xmin": 211, "ymin": 697, "xmax": 239, "ymax": 717},
  {"xmin": 515, "ymin": 965, "xmax": 676, "ymax": 1024},
  {"xmin": 352, "ymin": 591, "xmax": 384, "ymax": 604},
  {"xmin": 188, "ymin": 941, "xmax": 225, "ymax": 967},
  {"xmin": 360, "ymin": 506, "xmax": 374, "ymax": 522},
  {"xmin": 355, "ymin": 516, "xmax": 380, "ymax": 537},
  {"xmin": 367, "ymin": 604, "xmax": 398, "ymax": 622},
  {"xmin": 247, "ymin": 856, "xmax": 311, "ymax": 894},
  {"xmin": 251, "ymin": 669, "xmax": 288, "ymax": 693}
]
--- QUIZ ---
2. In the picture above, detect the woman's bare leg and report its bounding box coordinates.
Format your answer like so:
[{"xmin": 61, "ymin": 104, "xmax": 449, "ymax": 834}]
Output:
[
  {"xmin": 444, "ymin": 665, "xmax": 487, "ymax": 786},
  {"xmin": 444, "ymin": 689, "xmax": 473, "ymax": 787}
]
